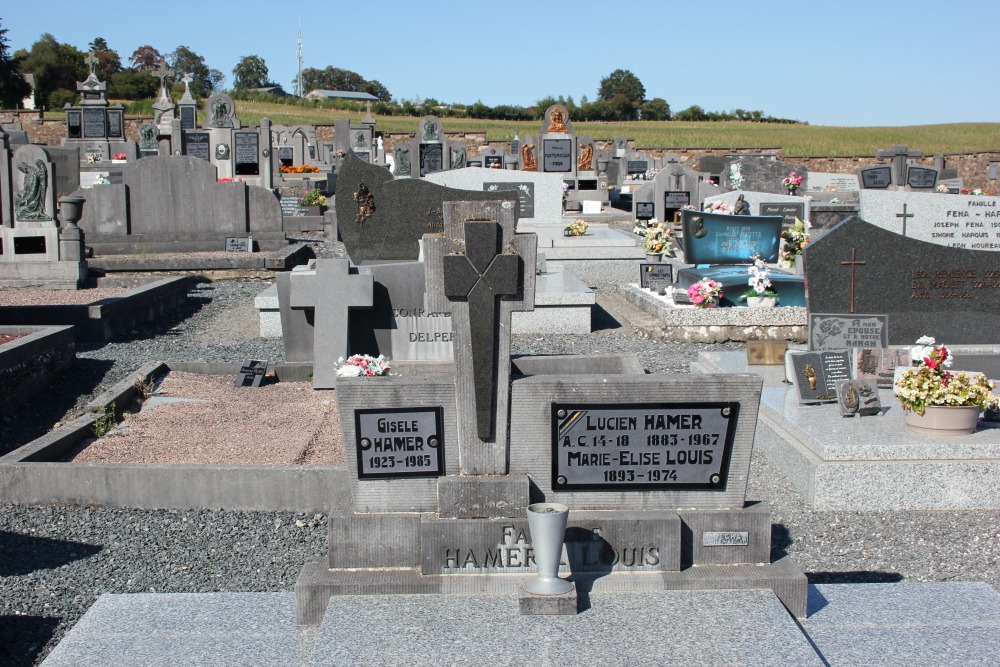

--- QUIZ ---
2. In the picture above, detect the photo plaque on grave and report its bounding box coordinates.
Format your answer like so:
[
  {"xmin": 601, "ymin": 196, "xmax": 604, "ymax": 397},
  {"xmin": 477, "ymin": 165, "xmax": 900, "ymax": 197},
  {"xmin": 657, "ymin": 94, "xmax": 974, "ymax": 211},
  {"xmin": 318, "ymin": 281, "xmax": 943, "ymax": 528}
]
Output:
[
  {"xmin": 82, "ymin": 108, "xmax": 106, "ymax": 139},
  {"xmin": 355, "ymin": 408, "xmax": 445, "ymax": 479},
  {"xmin": 184, "ymin": 132, "xmax": 211, "ymax": 161},
  {"xmin": 419, "ymin": 144, "xmax": 443, "ymax": 176},
  {"xmin": 551, "ymin": 402, "xmax": 738, "ymax": 490},
  {"xmin": 639, "ymin": 263, "xmax": 673, "ymax": 289},
  {"xmin": 484, "ymin": 182, "xmax": 534, "ymax": 219},
  {"xmin": 542, "ymin": 139, "xmax": 573, "ymax": 172},
  {"xmin": 234, "ymin": 131, "xmax": 259, "ymax": 175}
]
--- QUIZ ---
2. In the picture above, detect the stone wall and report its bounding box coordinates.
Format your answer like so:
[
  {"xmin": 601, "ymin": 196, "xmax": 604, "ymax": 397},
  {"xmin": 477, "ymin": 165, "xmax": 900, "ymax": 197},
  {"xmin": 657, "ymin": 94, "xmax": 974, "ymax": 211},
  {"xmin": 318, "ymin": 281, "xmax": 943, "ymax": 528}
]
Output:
[{"xmin": 7, "ymin": 112, "xmax": 998, "ymax": 189}]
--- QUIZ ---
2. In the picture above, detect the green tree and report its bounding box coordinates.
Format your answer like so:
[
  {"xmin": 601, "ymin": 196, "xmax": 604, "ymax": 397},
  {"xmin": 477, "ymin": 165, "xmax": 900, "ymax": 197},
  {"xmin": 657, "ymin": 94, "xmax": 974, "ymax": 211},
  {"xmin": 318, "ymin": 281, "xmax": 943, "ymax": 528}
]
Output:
[
  {"xmin": 365, "ymin": 79, "xmax": 390, "ymax": 103},
  {"xmin": 674, "ymin": 105, "xmax": 708, "ymax": 121},
  {"xmin": 87, "ymin": 36, "xmax": 121, "ymax": 79},
  {"xmin": 597, "ymin": 69, "xmax": 645, "ymax": 120},
  {"xmin": 0, "ymin": 20, "xmax": 31, "ymax": 108},
  {"xmin": 232, "ymin": 55, "xmax": 269, "ymax": 89},
  {"xmin": 129, "ymin": 44, "xmax": 163, "ymax": 71},
  {"xmin": 14, "ymin": 33, "xmax": 85, "ymax": 109},
  {"xmin": 641, "ymin": 97, "xmax": 671, "ymax": 121},
  {"xmin": 108, "ymin": 69, "xmax": 158, "ymax": 99},
  {"xmin": 169, "ymin": 45, "xmax": 217, "ymax": 98}
]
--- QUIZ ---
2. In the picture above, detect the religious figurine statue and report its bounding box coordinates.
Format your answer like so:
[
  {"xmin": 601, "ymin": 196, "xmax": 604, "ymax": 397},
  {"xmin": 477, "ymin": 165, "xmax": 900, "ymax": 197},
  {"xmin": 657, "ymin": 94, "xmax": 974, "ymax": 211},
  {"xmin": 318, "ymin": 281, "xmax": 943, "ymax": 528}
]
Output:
[
  {"xmin": 138, "ymin": 123, "xmax": 158, "ymax": 150},
  {"xmin": 450, "ymin": 144, "xmax": 467, "ymax": 169},
  {"xmin": 423, "ymin": 119, "xmax": 438, "ymax": 141},
  {"xmin": 393, "ymin": 145, "xmax": 411, "ymax": 176},
  {"xmin": 14, "ymin": 160, "xmax": 51, "ymax": 222},
  {"xmin": 354, "ymin": 183, "xmax": 376, "ymax": 226},
  {"xmin": 578, "ymin": 143, "xmax": 593, "ymax": 171},
  {"xmin": 548, "ymin": 109, "xmax": 568, "ymax": 133},
  {"xmin": 376, "ymin": 136, "xmax": 384, "ymax": 151},
  {"xmin": 733, "ymin": 194, "xmax": 750, "ymax": 216},
  {"xmin": 210, "ymin": 97, "xmax": 232, "ymax": 128},
  {"xmin": 355, "ymin": 131, "xmax": 367, "ymax": 148},
  {"xmin": 521, "ymin": 143, "xmax": 537, "ymax": 171}
]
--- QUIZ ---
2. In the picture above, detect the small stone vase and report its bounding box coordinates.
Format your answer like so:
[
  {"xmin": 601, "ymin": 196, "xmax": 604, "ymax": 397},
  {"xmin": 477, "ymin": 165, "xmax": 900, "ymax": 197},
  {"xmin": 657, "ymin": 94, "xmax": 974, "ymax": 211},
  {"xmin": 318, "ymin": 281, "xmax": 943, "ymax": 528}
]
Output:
[
  {"xmin": 523, "ymin": 503, "xmax": 572, "ymax": 595},
  {"xmin": 904, "ymin": 405, "xmax": 981, "ymax": 435},
  {"xmin": 746, "ymin": 296, "xmax": 777, "ymax": 308}
]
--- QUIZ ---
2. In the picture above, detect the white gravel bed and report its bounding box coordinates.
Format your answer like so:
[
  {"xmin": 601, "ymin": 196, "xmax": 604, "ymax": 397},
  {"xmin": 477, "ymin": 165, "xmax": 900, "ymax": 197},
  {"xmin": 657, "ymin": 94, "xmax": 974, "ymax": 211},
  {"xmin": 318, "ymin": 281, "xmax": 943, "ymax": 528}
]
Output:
[{"xmin": 0, "ymin": 237, "xmax": 997, "ymax": 666}]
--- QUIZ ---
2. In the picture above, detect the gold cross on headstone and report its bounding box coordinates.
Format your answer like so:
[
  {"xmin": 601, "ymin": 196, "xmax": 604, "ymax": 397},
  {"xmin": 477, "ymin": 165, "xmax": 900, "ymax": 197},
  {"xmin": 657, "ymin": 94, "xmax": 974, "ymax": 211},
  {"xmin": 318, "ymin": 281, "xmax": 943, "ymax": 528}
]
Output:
[
  {"xmin": 840, "ymin": 248, "xmax": 866, "ymax": 314},
  {"xmin": 895, "ymin": 203, "xmax": 913, "ymax": 237}
]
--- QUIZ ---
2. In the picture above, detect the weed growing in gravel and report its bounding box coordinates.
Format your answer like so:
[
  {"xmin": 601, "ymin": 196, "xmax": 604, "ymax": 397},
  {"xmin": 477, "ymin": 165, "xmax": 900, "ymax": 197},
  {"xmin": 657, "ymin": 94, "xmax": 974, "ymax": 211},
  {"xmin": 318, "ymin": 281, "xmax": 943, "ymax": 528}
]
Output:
[
  {"xmin": 134, "ymin": 375, "xmax": 154, "ymax": 400},
  {"xmin": 92, "ymin": 402, "xmax": 118, "ymax": 438}
]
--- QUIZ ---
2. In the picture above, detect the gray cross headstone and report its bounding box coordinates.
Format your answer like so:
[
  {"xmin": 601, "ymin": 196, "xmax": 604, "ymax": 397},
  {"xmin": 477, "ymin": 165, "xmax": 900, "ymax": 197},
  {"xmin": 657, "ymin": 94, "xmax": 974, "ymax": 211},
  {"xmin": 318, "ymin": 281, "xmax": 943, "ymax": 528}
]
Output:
[
  {"xmin": 425, "ymin": 200, "xmax": 537, "ymax": 474},
  {"xmin": 154, "ymin": 62, "xmax": 175, "ymax": 97},
  {"xmin": 289, "ymin": 259, "xmax": 374, "ymax": 389},
  {"xmin": 875, "ymin": 144, "xmax": 923, "ymax": 189},
  {"xmin": 84, "ymin": 51, "xmax": 98, "ymax": 76}
]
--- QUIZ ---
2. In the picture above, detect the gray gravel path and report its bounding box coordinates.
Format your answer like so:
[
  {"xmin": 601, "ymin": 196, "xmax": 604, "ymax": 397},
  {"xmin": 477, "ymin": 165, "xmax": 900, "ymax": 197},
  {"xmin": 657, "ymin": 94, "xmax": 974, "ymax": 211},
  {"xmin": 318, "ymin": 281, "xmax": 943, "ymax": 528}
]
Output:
[{"xmin": 2, "ymin": 237, "xmax": 998, "ymax": 666}]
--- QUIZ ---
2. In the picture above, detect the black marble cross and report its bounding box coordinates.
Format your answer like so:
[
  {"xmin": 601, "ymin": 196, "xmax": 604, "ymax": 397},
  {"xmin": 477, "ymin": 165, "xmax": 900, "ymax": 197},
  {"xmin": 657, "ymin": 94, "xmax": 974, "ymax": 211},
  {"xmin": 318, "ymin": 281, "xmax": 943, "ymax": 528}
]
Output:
[{"xmin": 442, "ymin": 220, "xmax": 520, "ymax": 440}]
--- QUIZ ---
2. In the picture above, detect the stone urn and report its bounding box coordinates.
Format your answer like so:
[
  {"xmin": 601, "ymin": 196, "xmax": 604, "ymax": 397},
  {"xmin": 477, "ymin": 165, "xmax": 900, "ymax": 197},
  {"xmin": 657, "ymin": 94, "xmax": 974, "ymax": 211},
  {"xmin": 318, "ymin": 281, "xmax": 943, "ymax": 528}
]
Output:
[
  {"xmin": 904, "ymin": 406, "xmax": 981, "ymax": 435},
  {"xmin": 57, "ymin": 194, "xmax": 86, "ymax": 229},
  {"xmin": 523, "ymin": 503, "xmax": 572, "ymax": 595}
]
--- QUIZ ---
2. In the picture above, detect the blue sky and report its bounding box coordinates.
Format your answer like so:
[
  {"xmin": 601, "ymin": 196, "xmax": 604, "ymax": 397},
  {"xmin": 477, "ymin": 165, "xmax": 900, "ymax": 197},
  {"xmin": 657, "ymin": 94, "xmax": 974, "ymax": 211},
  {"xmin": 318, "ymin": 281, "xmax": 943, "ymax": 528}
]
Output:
[{"xmin": 4, "ymin": 0, "xmax": 997, "ymax": 127}]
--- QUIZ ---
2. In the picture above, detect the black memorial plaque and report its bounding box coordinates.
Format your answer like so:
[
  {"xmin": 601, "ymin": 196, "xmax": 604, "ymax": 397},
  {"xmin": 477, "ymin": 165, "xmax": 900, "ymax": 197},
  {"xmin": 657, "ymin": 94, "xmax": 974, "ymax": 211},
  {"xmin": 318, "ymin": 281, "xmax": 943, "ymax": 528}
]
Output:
[
  {"xmin": 484, "ymin": 154, "xmax": 504, "ymax": 169},
  {"xmin": 627, "ymin": 160, "xmax": 649, "ymax": 175},
  {"xmin": 355, "ymin": 407, "xmax": 445, "ymax": 479},
  {"xmin": 234, "ymin": 132, "xmax": 259, "ymax": 175},
  {"xmin": 789, "ymin": 350, "xmax": 852, "ymax": 403},
  {"xmin": 860, "ymin": 166, "xmax": 892, "ymax": 189},
  {"xmin": 185, "ymin": 132, "xmax": 211, "ymax": 161},
  {"xmin": 82, "ymin": 108, "xmax": 106, "ymax": 138},
  {"xmin": 67, "ymin": 111, "xmax": 82, "ymax": 139},
  {"xmin": 353, "ymin": 150, "xmax": 371, "ymax": 163},
  {"xmin": 543, "ymin": 139, "xmax": 573, "ymax": 172},
  {"xmin": 760, "ymin": 202, "xmax": 804, "ymax": 228},
  {"xmin": 664, "ymin": 191, "xmax": 691, "ymax": 222},
  {"xmin": 906, "ymin": 166, "xmax": 938, "ymax": 189},
  {"xmin": 419, "ymin": 143, "xmax": 443, "ymax": 176},
  {"xmin": 484, "ymin": 182, "xmax": 534, "ymax": 219},
  {"xmin": 180, "ymin": 106, "xmax": 196, "ymax": 130},
  {"xmin": 235, "ymin": 359, "xmax": 267, "ymax": 387},
  {"xmin": 107, "ymin": 110, "xmax": 123, "ymax": 139},
  {"xmin": 551, "ymin": 402, "xmax": 738, "ymax": 491},
  {"xmin": 636, "ymin": 202, "xmax": 655, "ymax": 220},
  {"xmin": 277, "ymin": 145, "xmax": 293, "ymax": 165},
  {"xmin": 639, "ymin": 263, "xmax": 673, "ymax": 289}
]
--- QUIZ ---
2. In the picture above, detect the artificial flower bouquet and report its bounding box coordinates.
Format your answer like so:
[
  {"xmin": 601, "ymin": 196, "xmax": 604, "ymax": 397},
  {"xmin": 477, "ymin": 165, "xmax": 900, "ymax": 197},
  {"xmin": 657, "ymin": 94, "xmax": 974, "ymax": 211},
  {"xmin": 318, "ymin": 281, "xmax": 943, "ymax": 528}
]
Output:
[
  {"xmin": 299, "ymin": 189, "xmax": 327, "ymax": 207},
  {"xmin": 894, "ymin": 336, "xmax": 995, "ymax": 415},
  {"xmin": 567, "ymin": 219, "xmax": 589, "ymax": 236},
  {"xmin": 778, "ymin": 217, "xmax": 811, "ymax": 268},
  {"xmin": 335, "ymin": 354, "xmax": 392, "ymax": 377},
  {"xmin": 644, "ymin": 222, "xmax": 673, "ymax": 254},
  {"xmin": 741, "ymin": 253, "xmax": 777, "ymax": 301},
  {"xmin": 686, "ymin": 278, "xmax": 723, "ymax": 308},
  {"xmin": 782, "ymin": 171, "xmax": 804, "ymax": 193}
]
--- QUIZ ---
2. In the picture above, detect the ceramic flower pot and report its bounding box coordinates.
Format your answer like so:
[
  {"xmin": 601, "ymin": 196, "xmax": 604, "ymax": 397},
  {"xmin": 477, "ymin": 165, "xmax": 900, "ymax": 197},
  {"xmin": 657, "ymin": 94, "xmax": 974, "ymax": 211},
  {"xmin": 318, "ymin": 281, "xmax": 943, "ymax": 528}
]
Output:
[
  {"xmin": 645, "ymin": 252, "xmax": 662, "ymax": 262},
  {"xmin": 523, "ymin": 503, "xmax": 572, "ymax": 595},
  {"xmin": 746, "ymin": 296, "xmax": 777, "ymax": 308},
  {"xmin": 904, "ymin": 405, "xmax": 981, "ymax": 435}
]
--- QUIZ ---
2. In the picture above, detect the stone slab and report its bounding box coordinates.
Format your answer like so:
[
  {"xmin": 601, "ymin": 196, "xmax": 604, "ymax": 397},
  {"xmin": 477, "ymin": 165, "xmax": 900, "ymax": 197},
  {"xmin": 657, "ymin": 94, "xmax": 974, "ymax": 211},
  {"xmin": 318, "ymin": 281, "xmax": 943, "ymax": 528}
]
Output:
[
  {"xmin": 437, "ymin": 474, "xmax": 530, "ymax": 518},
  {"xmin": 804, "ymin": 582, "xmax": 1000, "ymax": 667},
  {"xmin": 518, "ymin": 586, "xmax": 579, "ymax": 615},
  {"xmin": 694, "ymin": 350, "xmax": 1000, "ymax": 509},
  {"xmin": 521, "ymin": 223, "xmax": 645, "ymax": 260},
  {"xmin": 45, "ymin": 589, "xmax": 820, "ymax": 666},
  {"xmin": 511, "ymin": 305, "xmax": 591, "ymax": 334}
]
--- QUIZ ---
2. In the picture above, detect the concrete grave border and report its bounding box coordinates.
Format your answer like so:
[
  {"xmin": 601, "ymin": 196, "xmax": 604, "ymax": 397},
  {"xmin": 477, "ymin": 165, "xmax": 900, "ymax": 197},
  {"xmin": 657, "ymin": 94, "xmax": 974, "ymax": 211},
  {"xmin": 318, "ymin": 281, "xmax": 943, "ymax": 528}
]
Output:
[
  {"xmin": 0, "ymin": 325, "xmax": 75, "ymax": 418},
  {"xmin": 0, "ymin": 360, "xmax": 349, "ymax": 512}
]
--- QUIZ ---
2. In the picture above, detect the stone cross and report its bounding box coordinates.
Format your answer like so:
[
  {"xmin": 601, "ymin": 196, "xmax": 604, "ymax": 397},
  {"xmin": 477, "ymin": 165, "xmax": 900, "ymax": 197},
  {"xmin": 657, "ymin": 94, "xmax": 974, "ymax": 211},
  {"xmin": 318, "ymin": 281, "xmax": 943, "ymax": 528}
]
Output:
[
  {"xmin": 840, "ymin": 248, "xmax": 866, "ymax": 314},
  {"xmin": 425, "ymin": 200, "xmax": 536, "ymax": 474},
  {"xmin": 181, "ymin": 73, "xmax": 193, "ymax": 97},
  {"xmin": 895, "ymin": 203, "xmax": 914, "ymax": 237},
  {"xmin": 84, "ymin": 51, "xmax": 98, "ymax": 76},
  {"xmin": 289, "ymin": 259, "xmax": 374, "ymax": 389},
  {"xmin": 154, "ymin": 62, "xmax": 175, "ymax": 96},
  {"xmin": 876, "ymin": 144, "xmax": 923, "ymax": 189}
]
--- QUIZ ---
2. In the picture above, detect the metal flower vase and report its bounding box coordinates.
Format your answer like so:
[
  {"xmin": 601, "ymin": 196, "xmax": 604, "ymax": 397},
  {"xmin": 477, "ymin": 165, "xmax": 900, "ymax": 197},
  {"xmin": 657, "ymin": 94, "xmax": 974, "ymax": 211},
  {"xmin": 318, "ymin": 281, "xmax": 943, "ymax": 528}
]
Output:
[{"xmin": 523, "ymin": 503, "xmax": 573, "ymax": 595}]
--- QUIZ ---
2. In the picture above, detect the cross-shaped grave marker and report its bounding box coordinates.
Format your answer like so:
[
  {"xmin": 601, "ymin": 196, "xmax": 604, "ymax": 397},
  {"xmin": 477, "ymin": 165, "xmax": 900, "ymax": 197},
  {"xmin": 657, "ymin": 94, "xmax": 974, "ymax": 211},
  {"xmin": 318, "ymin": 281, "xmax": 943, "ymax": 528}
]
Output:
[
  {"xmin": 289, "ymin": 259, "xmax": 373, "ymax": 389},
  {"xmin": 875, "ymin": 144, "xmax": 923, "ymax": 189},
  {"xmin": 840, "ymin": 248, "xmax": 867, "ymax": 314},
  {"xmin": 84, "ymin": 51, "xmax": 98, "ymax": 76},
  {"xmin": 895, "ymin": 203, "xmax": 914, "ymax": 237},
  {"xmin": 154, "ymin": 62, "xmax": 175, "ymax": 96},
  {"xmin": 425, "ymin": 200, "xmax": 536, "ymax": 474},
  {"xmin": 180, "ymin": 73, "xmax": 193, "ymax": 97}
]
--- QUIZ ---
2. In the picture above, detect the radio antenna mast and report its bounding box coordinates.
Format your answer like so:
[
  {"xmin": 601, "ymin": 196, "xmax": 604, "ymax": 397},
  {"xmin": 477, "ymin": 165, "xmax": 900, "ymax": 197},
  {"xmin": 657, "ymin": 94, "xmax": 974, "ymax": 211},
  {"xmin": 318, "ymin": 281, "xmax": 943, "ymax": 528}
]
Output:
[{"xmin": 296, "ymin": 18, "xmax": 303, "ymax": 97}]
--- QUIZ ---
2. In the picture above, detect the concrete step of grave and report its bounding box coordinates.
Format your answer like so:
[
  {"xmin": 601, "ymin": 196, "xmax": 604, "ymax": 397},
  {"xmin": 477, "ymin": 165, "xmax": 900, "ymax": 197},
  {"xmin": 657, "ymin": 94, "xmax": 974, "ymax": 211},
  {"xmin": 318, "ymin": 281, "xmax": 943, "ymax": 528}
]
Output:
[{"xmin": 295, "ymin": 554, "xmax": 807, "ymax": 625}]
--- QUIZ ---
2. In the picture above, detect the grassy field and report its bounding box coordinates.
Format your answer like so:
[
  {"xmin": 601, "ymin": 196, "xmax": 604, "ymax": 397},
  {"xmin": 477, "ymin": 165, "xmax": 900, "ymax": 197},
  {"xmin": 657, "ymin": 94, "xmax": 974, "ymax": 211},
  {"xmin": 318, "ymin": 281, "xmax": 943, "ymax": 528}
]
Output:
[{"xmin": 54, "ymin": 100, "xmax": 1000, "ymax": 156}]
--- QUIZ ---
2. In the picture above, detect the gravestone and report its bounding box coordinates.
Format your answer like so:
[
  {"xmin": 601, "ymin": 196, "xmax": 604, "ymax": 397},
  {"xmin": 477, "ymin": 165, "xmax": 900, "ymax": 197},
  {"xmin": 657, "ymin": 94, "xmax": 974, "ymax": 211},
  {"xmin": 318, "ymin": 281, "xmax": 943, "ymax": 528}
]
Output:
[
  {"xmin": 333, "ymin": 152, "xmax": 516, "ymax": 262},
  {"xmin": 675, "ymin": 210, "xmax": 806, "ymax": 307},
  {"xmin": 724, "ymin": 156, "xmax": 810, "ymax": 195},
  {"xmin": 424, "ymin": 168, "xmax": 564, "ymax": 225},
  {"xmin": 859, "ymin": 190, "xmax": 1000, "ymax": 249},
  {"xmin": 875, "ymin": 144, "xmax": 923, "ymax": 188},
  {"xmin": 708, "ymin": 190, "xmax": 810, "ymax": 229},
  {"xmin": 807, "ymin": 171, "xmax": 860, "ymax": 192},
  {"xmin": 803, "ymin": 215, "xmax": 1000, "ymax": 343},
  {"xmin": 288, "ymin": 259, "xmax": 374, "ymax": 388},
  {"xmin": 859, "ymin": 166, "xmax": 892, "ymax": 189}
]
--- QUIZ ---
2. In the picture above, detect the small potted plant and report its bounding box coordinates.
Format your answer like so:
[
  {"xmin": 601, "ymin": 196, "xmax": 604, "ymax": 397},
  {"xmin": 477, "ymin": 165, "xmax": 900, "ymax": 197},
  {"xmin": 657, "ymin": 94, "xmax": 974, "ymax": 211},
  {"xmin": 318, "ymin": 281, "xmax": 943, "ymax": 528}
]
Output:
[
  {"xmin": 686, "ymin": 278, "xmax": 723, "ymax": 308},
  {"xmin": 643, "ymin": 222, "xmax": 673, "ymax": 261},
  {"xmin": 894, "ymin": 336, "xmax": 995, "ymax": 434},
  {"xmin": 298, "ymin": 188, "xmax": 327, "ymax": 215},
  {"xmin": 741, "ymin": 254, "xmax": 778, "ymax": 307},
  {"xmin": 782, "ymin": 171, "xmax": 804, "ymax": 194},
  {"xmin": 335, "ymin": 354, "xmax": 391, "ymax": 378}
]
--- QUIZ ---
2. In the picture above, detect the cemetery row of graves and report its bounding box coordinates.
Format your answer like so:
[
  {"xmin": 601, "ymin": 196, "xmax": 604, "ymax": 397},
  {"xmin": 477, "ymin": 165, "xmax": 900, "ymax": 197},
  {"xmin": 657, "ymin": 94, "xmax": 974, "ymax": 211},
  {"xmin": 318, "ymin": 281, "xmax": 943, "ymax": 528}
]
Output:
[{"xmin": 2, "ymin": 54, "xmax": 999, "ymax": 664}]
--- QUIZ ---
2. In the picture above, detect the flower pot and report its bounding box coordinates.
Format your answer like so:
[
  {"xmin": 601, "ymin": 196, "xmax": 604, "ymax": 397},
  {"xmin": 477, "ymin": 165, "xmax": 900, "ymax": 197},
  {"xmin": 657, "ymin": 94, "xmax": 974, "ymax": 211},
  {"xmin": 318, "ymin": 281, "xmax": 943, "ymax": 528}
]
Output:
[
  {"xmin": 904, "ymin": 405, "xmax": 981, "ymax": 435},
  {"xmin": 746, "ymin": 296, "xmax": 777, "ymax": 308},
  {"xmin": 645, "ymin": 252, "xmax": 662, "ymax": 262},
  {"xmin": 523, "ymin": 503, "xmax": 572, "ymax": 595}
]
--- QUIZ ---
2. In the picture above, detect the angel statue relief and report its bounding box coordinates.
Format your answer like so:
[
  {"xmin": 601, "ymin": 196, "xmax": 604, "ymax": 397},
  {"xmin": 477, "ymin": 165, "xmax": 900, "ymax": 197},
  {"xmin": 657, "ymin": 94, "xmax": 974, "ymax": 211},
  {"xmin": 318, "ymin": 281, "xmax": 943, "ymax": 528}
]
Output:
[{"xmin": 14, "ymin": 160, "xmax": 52, "ymax": 222}]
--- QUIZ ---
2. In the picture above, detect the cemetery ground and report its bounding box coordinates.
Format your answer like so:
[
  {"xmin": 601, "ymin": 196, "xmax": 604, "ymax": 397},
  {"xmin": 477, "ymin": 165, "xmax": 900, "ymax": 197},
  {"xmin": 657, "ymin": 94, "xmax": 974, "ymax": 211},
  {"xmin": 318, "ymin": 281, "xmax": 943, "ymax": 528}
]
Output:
[{"xmin": 0, "ymin": 235, "xmax": 998, "ymax": 666}]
